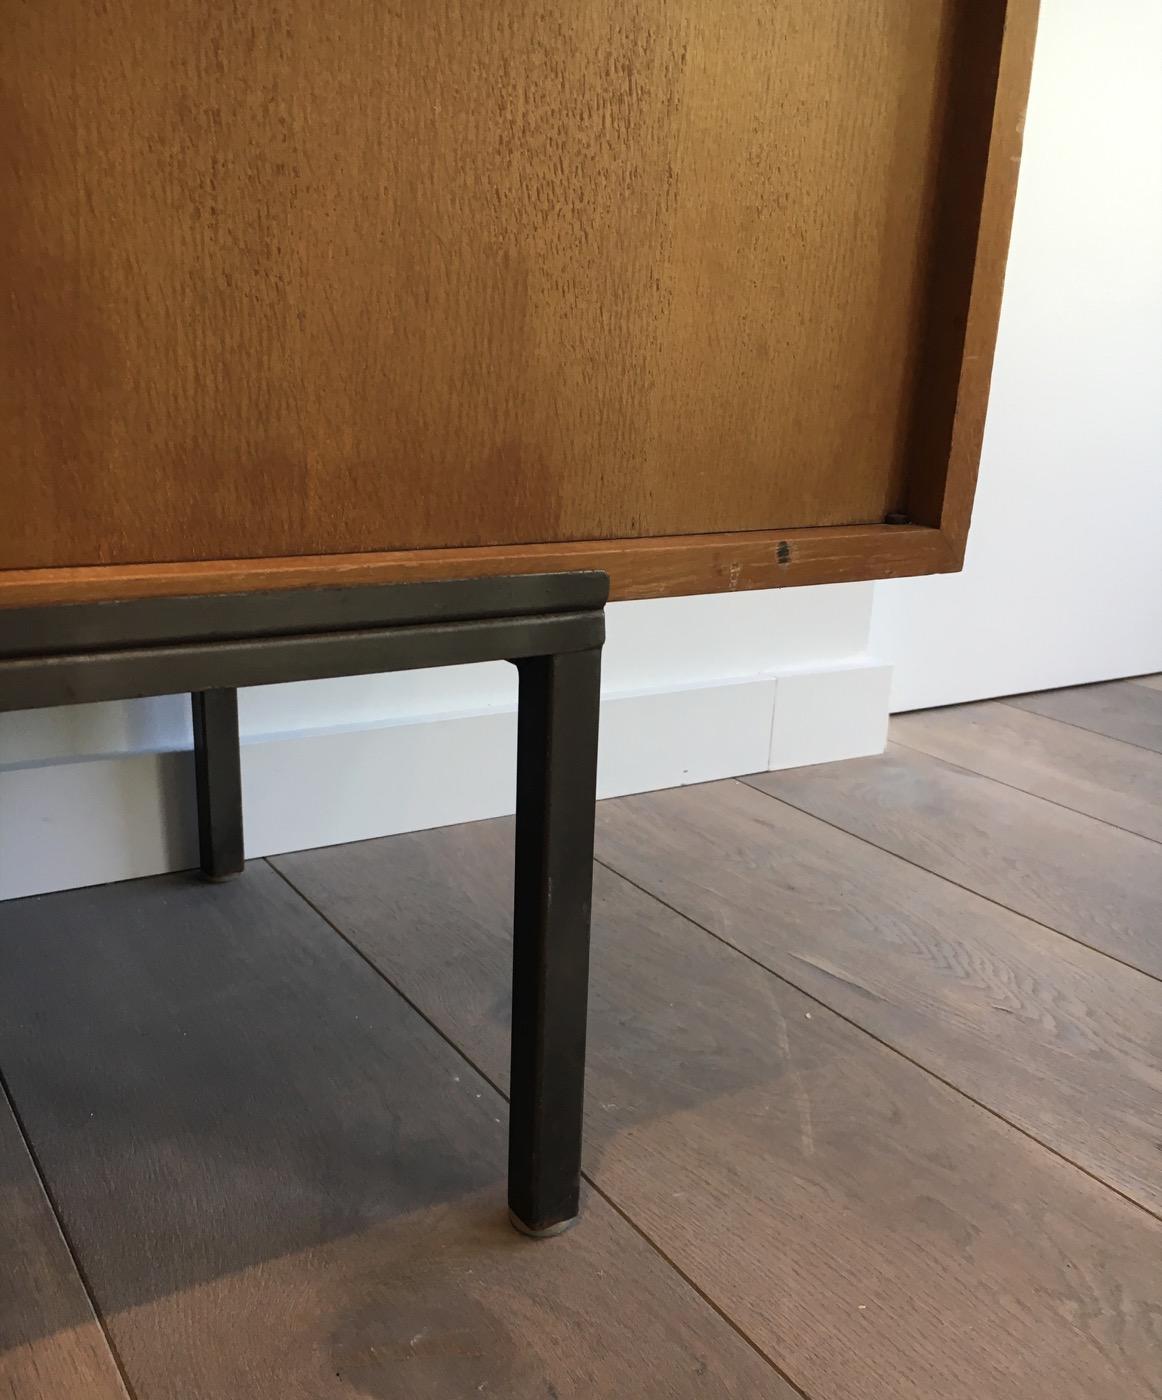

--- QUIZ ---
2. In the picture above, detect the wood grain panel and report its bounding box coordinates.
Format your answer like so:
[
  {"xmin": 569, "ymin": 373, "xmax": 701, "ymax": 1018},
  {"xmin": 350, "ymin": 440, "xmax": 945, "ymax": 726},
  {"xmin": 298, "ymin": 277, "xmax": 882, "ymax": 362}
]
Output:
[
  {"xmin": 0, "ymin": 521, "xmax": 954, "ymax": 608},
  {"xmin": 912, "ymin": 0, "xmax": 1038, "ymax": 551},
  {"xmin": 273, "ymin": 824, "xmax": 1162, "ymax": 1400},
  {"xmin": 3, "ymin": 0, "xmax": 1019, "ymax": 570},
  {"xmin": 0, "ymin": 1089, "xmax": 129, "ymax": 1400},
  {"xmin": 748, "ymin": 745, "xmax": 1162, "ymax": 977},
  {"xmin": 586, "ymin": 780, "xmax": 1162, "ymax": 1212},
  {"xmin": 0, "ymin": 865, "xmax": 789, "ymax": 1400},
  {"xmin": 1005, "ymin": 682, "xmax": 1162, "ymax": 754},
  {"xmin": 891, "ymin": 700, "xmax": 1162, "ymax": 841}
]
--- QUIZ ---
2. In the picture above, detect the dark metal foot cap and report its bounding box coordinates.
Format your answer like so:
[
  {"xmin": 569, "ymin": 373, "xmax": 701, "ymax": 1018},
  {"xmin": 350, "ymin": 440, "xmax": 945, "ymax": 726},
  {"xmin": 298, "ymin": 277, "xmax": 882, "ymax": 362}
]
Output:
[{"xmin": 508, "ymin": 1209, "xmax": 578, "ymax": 1239}]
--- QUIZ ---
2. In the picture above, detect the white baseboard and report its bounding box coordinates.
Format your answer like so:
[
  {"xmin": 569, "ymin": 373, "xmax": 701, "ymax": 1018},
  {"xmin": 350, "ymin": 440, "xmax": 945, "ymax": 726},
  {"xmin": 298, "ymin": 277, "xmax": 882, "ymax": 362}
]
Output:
[
  {"xmin": 767, "ymin": 661, "xmax": 892, "ymax": 770},
  {"xmin": 0, "ymin": 660, "xmax": 889, "ymax": 901}
]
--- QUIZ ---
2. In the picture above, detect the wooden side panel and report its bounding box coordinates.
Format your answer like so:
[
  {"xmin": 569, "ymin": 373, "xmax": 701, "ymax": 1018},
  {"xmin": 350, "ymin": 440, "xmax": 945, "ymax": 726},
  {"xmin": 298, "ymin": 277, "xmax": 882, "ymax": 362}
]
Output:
[
  {"xmin": 0, "ymin": 523, "xmax": 956, "ymax": 608},
  {"xmin": 3, "ymin": 0, "xmax": 1018, "ymax": 571},
  {"xmin": 922, "ymin": 0, "xmax": 1039, "ymax": 549}
]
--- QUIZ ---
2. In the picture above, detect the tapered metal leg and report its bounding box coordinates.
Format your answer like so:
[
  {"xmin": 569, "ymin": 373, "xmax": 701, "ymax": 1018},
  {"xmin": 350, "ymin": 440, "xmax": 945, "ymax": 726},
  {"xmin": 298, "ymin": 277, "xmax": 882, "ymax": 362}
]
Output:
[
  {"xmin": 191, "ymin": 689, "xmax": 244, "ymax": 880},
  {"xmin": 508, "ymin": 647, "xmax": 602, "ymax": 1236}
]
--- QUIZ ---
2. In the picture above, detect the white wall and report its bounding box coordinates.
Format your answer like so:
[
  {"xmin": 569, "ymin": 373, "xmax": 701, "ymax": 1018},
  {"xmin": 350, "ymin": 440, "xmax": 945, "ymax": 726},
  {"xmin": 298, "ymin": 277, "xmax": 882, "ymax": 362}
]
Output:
[
  {"xmin": 872, "ymin": 0, "xmax": 1162, "ymax": 711},
  {"xmin": 0, "ymin": 585, "xmax": 890, "ymax": 900}
]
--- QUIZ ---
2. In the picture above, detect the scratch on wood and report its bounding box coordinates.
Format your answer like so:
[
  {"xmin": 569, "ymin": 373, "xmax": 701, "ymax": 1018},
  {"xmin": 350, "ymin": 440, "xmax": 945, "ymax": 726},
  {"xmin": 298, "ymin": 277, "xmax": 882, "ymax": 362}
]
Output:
[{"xmin": 769, "ymin": 992, "xmax": 815, "ymax": 1158}]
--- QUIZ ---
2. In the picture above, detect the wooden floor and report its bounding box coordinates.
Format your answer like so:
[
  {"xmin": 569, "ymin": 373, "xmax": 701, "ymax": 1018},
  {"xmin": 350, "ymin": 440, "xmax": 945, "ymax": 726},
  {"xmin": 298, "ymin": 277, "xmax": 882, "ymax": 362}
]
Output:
[{"xmin": 2, "ymin": 678, "xmax": 1160, "ymax": 1400}]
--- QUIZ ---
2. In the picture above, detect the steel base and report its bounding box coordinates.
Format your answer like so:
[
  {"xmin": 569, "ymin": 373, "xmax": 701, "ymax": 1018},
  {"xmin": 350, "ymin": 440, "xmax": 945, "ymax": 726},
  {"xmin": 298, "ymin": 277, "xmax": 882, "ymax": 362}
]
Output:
[
  {"xmin": 508, "ymin": 1209, "xmax": 579, "ymax": 1239},
  {"xmin": 1, "ymin": 571, "xmax": 607, "ymax": 1237}
]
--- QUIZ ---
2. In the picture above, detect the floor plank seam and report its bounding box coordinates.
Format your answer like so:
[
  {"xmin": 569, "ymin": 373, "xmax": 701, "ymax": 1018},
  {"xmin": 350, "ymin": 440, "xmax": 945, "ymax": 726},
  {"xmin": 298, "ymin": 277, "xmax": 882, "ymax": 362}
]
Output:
[
  {"xmin": 885, "ymin": 734, "xmax": 1162, "ymax": 847},
  {"xmin": 735, "ymin": 776, "xmax": 1162, "ymax": 987},
  {"xmin": 261, "ymin": 858, "xmax": 813, "ymax": 1400},
  {"xmin": 0, "ymin": 1068, "xmax": 140, "ymax": 1400},
  {"xmin": 575, "ymin": 1169, "xmax": 813, "ymax": 1400},
  {"xmin": 592, "ymin": 854, "xmax": 1162, "ymax": 1226},
  {"xmin": 995, "ymin": 697, "xmax": 1162, "ymax": 755}
]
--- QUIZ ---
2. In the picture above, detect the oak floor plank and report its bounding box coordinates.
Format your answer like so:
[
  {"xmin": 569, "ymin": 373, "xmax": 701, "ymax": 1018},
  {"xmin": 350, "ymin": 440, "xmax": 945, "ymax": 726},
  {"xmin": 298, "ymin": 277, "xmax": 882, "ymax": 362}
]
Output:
[
  {"xmin": 0, "ymin": 864, "xmax": 790, "ymax": 1400},
  {"xmin": 891, "ymin": 699, "xmax": 1162, "ymax": 841},
  {"xmin": 747, "ymin": 745, "xmax": 1162, "ymax": 978},
  {"xmin": 274, "ymin": 823, "xmax": 1162, "ymax": 1400},
  {"xmin": 587, "ymin": 779, "xmax": 1162, "ymax": 1212},
  {"xmin": 1005, "ymin": 680, "xmax": 1162, "ymax": 752},
  {"xmin": 0, "ymin": 1087, "xmax": 129, "ymax": 1400}
]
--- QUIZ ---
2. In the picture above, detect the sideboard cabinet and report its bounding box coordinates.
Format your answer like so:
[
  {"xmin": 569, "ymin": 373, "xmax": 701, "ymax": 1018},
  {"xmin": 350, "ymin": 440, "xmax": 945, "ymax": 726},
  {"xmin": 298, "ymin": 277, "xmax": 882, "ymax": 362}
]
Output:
[
  {"xmin": 2, "ymin": 1, "xmax": 1037, "ymax": 607},
  {"xmin": 0, "ymin": 0, "xmax": 1038, "ymax": 1238}
]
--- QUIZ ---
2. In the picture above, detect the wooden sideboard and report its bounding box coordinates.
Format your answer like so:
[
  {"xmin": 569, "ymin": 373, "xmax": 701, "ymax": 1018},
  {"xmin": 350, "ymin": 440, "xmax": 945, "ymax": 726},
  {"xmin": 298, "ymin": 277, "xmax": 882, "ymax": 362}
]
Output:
[
  {"xmin": 1, "ymin": 1, "xmax": 1037, "ymax": 606},
  {"xmin": 0, "ymin": 1, "xmax": 1041, "ymax": 1240}
]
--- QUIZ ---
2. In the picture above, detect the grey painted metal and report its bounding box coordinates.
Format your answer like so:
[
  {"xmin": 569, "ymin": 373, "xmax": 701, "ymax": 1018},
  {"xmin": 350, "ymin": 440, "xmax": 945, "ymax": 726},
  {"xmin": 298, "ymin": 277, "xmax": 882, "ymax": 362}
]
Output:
[
  {"xmin": 191, "ymin": 689, "xmax": 245, "ymax": 881},
  {"xmin": 0, "ymin": 571, "xmax": 607, "ymax": 1237},
  {"xmin": 0, "ymin": 612, "xmax": 605, "ymax": 711},
  {"xmin": 0, "ymin": 573, "xmax": 609, "ymax": 658},
  {"xmin": 509, "ymin": 648, "xmax": 602, "ymax": 1235}
]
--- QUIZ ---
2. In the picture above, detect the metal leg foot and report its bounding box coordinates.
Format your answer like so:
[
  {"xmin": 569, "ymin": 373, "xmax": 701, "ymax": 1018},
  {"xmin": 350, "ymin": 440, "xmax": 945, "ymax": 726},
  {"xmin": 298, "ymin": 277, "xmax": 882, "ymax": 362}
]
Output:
[
  {"xmin": 508, "ymin": 1208, "xmax": 579, "ymax": 1239},
  {"xmin": 507, "ymin": 648, "xmax": 601, "ymax": 1236},
  {"xmin": 191, "ymin": 689, "xmax": 245, "ymax": 880}
]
